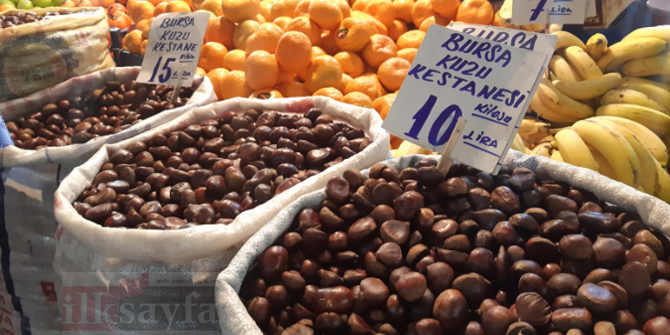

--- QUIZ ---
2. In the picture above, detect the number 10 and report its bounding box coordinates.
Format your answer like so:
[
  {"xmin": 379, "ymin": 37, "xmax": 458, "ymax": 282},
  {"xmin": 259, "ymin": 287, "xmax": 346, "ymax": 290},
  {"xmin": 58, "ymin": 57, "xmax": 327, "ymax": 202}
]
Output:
[{"xmin": 404, "ymin": 95, "xmax": 463, "ymax": 147}]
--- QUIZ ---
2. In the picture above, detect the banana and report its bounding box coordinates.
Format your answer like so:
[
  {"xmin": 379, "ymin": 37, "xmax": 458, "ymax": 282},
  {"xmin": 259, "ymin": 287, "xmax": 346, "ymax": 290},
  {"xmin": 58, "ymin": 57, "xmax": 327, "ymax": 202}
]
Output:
[
  {"xmin": 511, "ymin": 133, "xmax": 527, "ymax": 153},
  {"xmin": 586, "ymin": 33, "xmax": 608, "ymax": 62},
  {"xmin": 552, "ymin": 31, "xmax": 587, "ymax": 50},
  {"xmin": 551, "ymin": 150, "xmax": 564, "ymax": 162},
  {"xmin": 619, "ymin": 77, "xmax": 670, "ymax": 92},
  {"xmin": 572, "ymin": 120, "xmax": 641, "ymax": 188},
  {"xmin": 394, "ymin": 141, "xmax": 433, "ymax": 158},
  {"xmin": 588, "ymin": 145, "xmax": 617, "ymax": 180},
  {"xmin": 654, "ymin": 159, "xmax": 670, "ymax": 202},
  {"xmin": 549, "ymin": 55, "xmax": 581, "ymax": 82},
  {"xmin": 595, "ymin": 104, "xmax": 670, "ymax": 136},
  {"xmin": 621, "ymin": 52, "xmax": 670, "ymax": 77},
  {"xmin": 592, "ymin": 118, "xmax": 660, "ymax": 194},
  {"xmin": 597, "ymin": 115, "xmax": 669, "ymax": 166},
  {"xmin": 617, "ymin": 80, "xmax": 670, "ymax": 112},
  {"xmin": 622, "ymin": 25, "xmax": 670, "ymax": 43},
  {"xmin": 600, "ymin": 88, "xmax": 668, "ymax": 113},
  {"xmin": 554, "ymin": 128, "xmax": 599, "ymax": 171},
  {"xmin": 536, "ymin": 78, "xmax": 595, "ymax": 121},
  {"xmin": 563, "ymin": 46, "xmax": 603, "ymax": 80},
  {"xmin": 530, "ymin": 142, "xmax": 552, "ymax": 157},
  {"xmin": 518, "ymin": 118, "xmax": 552, "ymax": 148},
  {"xmin": 552, "ymin": 73, "xmax": 621, "ymax": 100},
  {"xmin": 530, "ymin": 88, "xmax": 584, "ymax": 124},
  {"xmin": 597, "ymin": 37, "xmax": 668, "ymax": 73}
]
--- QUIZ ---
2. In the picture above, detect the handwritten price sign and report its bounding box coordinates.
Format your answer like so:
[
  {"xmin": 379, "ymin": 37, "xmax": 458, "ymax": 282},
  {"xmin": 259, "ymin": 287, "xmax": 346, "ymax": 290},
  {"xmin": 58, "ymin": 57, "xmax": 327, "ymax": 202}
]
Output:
[
  {"xmin": 511, "ymin": 0, "xmax": 596, "ymax": 25},
  {"xmin": 382, "ymin": 25, "xmax": 549, "ymax": 173},
  {"xmin": 136, "ymin": 12, "xmax": 210, "ymax": 86}
]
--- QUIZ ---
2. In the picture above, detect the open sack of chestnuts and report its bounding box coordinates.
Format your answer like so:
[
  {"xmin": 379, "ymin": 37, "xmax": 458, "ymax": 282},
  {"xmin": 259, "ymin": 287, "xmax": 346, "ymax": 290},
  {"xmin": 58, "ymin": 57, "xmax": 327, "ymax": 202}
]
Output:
[
  {"xmin": 0, "ymin": 66, "xmax": 215, "ymax": 333},
  {"xmin": 52, "ymin": 96, "xmax": 389, "ymax": 332},
  {"xmin": 216, "ymin": 153, "xmax": 670, "ymax": 335}
]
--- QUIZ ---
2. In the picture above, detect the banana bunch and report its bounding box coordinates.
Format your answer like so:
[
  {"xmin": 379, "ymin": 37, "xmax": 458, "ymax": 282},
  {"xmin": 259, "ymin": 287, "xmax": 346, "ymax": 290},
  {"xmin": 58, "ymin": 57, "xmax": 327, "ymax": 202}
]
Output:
[{"xmin": 548, "ymin": 116, "xmax": 670, "ymax": 201}]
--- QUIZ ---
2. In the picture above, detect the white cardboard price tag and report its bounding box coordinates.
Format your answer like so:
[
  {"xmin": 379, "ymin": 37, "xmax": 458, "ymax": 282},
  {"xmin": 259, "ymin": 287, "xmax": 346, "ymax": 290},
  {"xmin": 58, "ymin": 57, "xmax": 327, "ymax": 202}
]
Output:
[
  {"xmin": 136, "ymin": 12, "xmax": 210, "ymax": 86},
  {"xmin": 382, "ymin": 25, "xmax": 547, "ymax": 173},
  {"xmin": 512, "ymin": 0, "xmax": 587, "ymax": 25}
]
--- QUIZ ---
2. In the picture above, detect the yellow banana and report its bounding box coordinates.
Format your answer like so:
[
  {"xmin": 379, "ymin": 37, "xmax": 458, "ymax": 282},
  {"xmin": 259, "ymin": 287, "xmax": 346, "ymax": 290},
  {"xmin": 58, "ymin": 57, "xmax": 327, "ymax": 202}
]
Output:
[
  {"xmin": 537, "ymin": 78, "xmax": 595, "ymax": 121},
  {"xmin": 564, "ymin": 46, "xmax": 603, "ymax": 80},
  {"xmin": 619, "ymin": 77, "xmax": 670, "ymax": 92},
  {"xmin": 622, "ymin": 25, "xmax": 670, "ymax": 43},
  {"xmin": 552, "ymin": 73, "xmax": 621, "ymax": 100},
  {"xmin": 600, "ymin": 88, "xmax": 668, "ymax": 113},
  {"xmin": 394, "ymin": 141, "xmax": 433, "ymax": 158},
  {"xmin": 572, "ymin": 120, "xmax": 641, "ymax": 189},
  {"xmin": 549, "ymin": 55, "xmax": 581, "ymax": 82},
  {"xmin": 551, "ymin": 150, "xmax": 564, "ymax": 162},
  {"xmin": 622, "ymin": 53, "xmax": 670, "ymax": 77},
  {"xmin": 595, "ymin": 104, "xmax": 670, "ymax": 136},
  {"xmin": 597, "ymin": 115, "xmax": 669, "ymax": 166},
  {"xmin": 586, "ymin": 33, "xmax": 608, "ymax": 62},
  {"xmin": 589, "ymin": 145, "xmax": 618, "ymax": 180},
  {"xmin": 597, "ymin": 37, "xmax": 668, "ymax": 73},
  {"xmin": 530, "ymin": 89, "xmax": 583, "ymax": 124},
  {"xmin": 554, "ymin": 128, "xmax": 599, "ymax": 171},
  {"xmin": 530, "ymin": 142, "xmax": 552, "ymax": 157},
  {"xmin": 654, "ymin": 159, "xmax": 670, "ymax": 202},
  {"xmin": 617, "ymin": 80, "xmax": 670, "ymax": 112},
  {"xmin": 552, "ymin": 31, "xmax": 587, "ymax": 50},
  {"xmin": 592, "ymin": 118, "xmax": 659, "ymax": 194},
  {"xmin": 511, "ymin": 133, "xmax": 527, "ymax": 153}
]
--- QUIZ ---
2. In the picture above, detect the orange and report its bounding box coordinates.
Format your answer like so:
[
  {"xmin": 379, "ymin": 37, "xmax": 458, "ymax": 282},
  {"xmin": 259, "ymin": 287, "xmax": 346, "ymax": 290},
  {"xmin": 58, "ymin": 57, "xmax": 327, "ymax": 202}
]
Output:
[
  {"xmin": 251, "ymin": 89, "xmax": 283, "ymax": 99},
  {"xmin": 126, "ymin": 0, "xmax": 138, "ymax": 11},
  {"xmin": 308, "ymin": 0, "xmax": 343, "ymax": 30},
  {"xmin": 205, "ymin": 16, "xmax": 236, "ymax": 50},
  {"xmin": 339, "ymin": 73, "xmax": 352, "ymax": 93},
  {"xmin": 220, "ymin": 70, "xmax": 254, "ymax": 99},
  {"xmin": 107, "ymin": 3, "xmax": 127, "ymax": 16},
  {"xmin": 284, "ymin": 16, "xmax": 321, "ymax": 46},
  {"xmin": 456, "ymin": 0, "xmax": 493, "ymax": 25},
  {"xmin": 254, "ymin": 13, "xmax": 267, "ymax": 23},
  {"xmin": 192, "ymin": 0, "xmax": 207, "ymax": 10},
  {"xmin": 145, "ymin": 0, "xmax": 160, "ymax": 6},
  {"xmin": 222, "ymin": 0, "xmax": 260, "ymax": 23},
  {"xmin": 100, "ymin": 0, "xmax": 114, "ymax": 7},
  {"xmin": 387, "ymin": 19, "xmax": 407, "ymax": 42},
  {"xmin": 344, "ymin": 73, "xmax": 384, "ymax": 100},
  {"xmin": 122, "ymin": 30, "xmax": 143, "ymax": 54},
  {"xmin": 129, "ymin": 0, "xmax": 154, "ymax": 24},
  {"xmin": 233, "ymin": 20, "xmax": 261, "ymax": 50},
  {"xmin": 334, "ymin": 51, "xmax": 364, "ymax": 78},
  {"xmin": 351, "ymin": 11, "xmax": 387, "ymax": 35},
  {"xmin": 245, "ymin": 22, "xmax": 283, "ymax": 53},
  {"xmin": 411, "ymin": 0, "xmax": 435, "ymax": 27},
  {"xmin": 377, "ymin": 57, "xmax": 410, "ymax": 91},
  {"xmin": 397, "ymin": 48, "xmax": 417, "ymax": 63},
  {"xmin": 153, "ymin": 2, "xmax": 167, "ymax": 16},
  {"xmin": 223, "ymin": 49, "xmax": 247, "ymax": 71},
  {"xmin": 109, "ymin": 12, "xmax": 132, "ymax": 29},
  {"xmin": 336, "ymin": 0, "xmax": 351, "ymax": 18},
  {"xmin": 117, "ymin": 0, "xmax": 127, "ymax": 5},
  {"xmin": 196, "ymin": 9, "xmax": 218, "ymax": 20},
  {"xmin": 390, "ymin": 136, "xmax": 403, "ymax": 149},
  {"xmin": 206, "ymin": 68, "xmax": 230, "ymax": 99},
  {"xmin": 273, "ymin": 16, "xmax": 293, "ymax": 30},
  {"xmin": 0, "ymin": 3, "xmax": 13, "ymax": 10},
  {"xmin": 199, "ymin": 0, "xmax": 223, "ymax": 15},
  {"xmin": 259, "ymin": 0, "xmax": 272, "ymax": 21},
  {"xmin": 304, "ymin": 55, "xmax": 343, "ymax": 93},
  {"xmin": 276, "ymin": 81, "xmax": 310, "ymax": 97},
  {"xmin": 269, "ymin": 0, "xmax": 300, "ymax": 20},
  {"xmin": 296, "ymin": 46, "xmax": 325, "ymax": 81},
  {"xmin": 77, "ymin": 0, "xmax": 93, "ymax": 7},
  {"xmin": 431, "ymin": 0, "xmax": 460, "ymax": 19},
  {"xmin": 342, "ymin": 92, "xmax": 373, "ymax": 108},
  {"xmin": 313, "ymin": 87, "xmax": 343, "ymax": 101},
  {"xmin": 373, "ymin": 93, "xmax": 395, "ymax": 119},
  {"xmin": 199, "ymin": 42, "xmax": 228, "ymax": 72},
  {"xmin": 312, "ymin": 46, "xmax": 327, "ymax": 58},
  {"xmin": 362, "ymin": 34, "xmax": 397, "ymax": 68},
  {"xmin": 419, "ymin": 13, "xmax": 450, "ymax": 31},
  {"xmin": 196, "ymin": 67, "xmax": 208, "ymax": 76},
  {"xmin": 293, "ymin": 0, "xmax": 309, "ymax": 17},
  {"xmin": 320, "ymin": 30, "xmax": 340, "ymax": 55},
  {"xmin": 166, "ymin": 1, "xmax": 191, "ymax": 12},
  {"xmin": 245, "ymin": 50, "xmax": 280, "ymax": 90},
  {"xmin": 275, "ymin": 31, "xmax": 312, "ymax": 73},
  {"xmin": 139, "ymin": 39, "xmax": 148, "ymax": 55},
  {"xmin": 60, "ymin": 1, "xmax": 76, "ymax": 7},
  {"xmin": 278, "ymin": 71, "xmax": 297, "ymax": 83},
  {"xmin": 334, "ymin": 17, "xmax": 374, "ymax": 52},
  {"xmin": 352, "ymin": 0, "xmax": 394, "ymax": 27},
  {"xmin": 397, "ymin": 30, "xmax": 425, "ymax": 49},
  {"xmin": 135, "ymin": 18, "xmax": 153, "ymax": 40}
]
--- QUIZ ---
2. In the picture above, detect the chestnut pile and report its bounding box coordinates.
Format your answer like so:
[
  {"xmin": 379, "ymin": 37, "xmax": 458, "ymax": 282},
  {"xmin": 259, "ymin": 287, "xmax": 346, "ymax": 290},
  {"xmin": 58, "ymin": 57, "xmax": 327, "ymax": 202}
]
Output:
[
  {"xmin": 239, "ymin": 158, "xmax": 670, "ymax": 335},
  {"xmin": 0, "ymin": 10, "xmax": 91, "ymax": 29},
  {"xmin": 73, "ymin": 108, "xmax": 372, "ymax": 229},
  {"xmin": 6, "ymin": 80, "xmax": 194, "ymax": 149}
]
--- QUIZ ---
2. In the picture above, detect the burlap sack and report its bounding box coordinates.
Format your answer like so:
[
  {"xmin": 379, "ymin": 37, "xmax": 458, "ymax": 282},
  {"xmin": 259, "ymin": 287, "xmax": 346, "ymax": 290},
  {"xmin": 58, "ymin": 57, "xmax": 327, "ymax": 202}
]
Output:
[
  {"xmin": 0, "ymin": 7, "xmax": 116, "ymax": 102},
  {"xmin": 0, "ymin": 66, "xmax": 215, "ymax": 334}
]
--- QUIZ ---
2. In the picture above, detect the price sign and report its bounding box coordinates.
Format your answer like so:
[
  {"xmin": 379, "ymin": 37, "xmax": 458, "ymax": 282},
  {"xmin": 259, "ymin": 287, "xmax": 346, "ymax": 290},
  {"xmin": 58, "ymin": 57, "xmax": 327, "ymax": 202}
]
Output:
[
  {"xmin": 512, "ymin": 0, "xmax": 588, "ymax": 24},
  {"xmin": 136, "ymin": 12, "xmax": 210, "ymax": 86},
  {"xmin": 382, "ymin": 25, "xmax": 547, "ymax": 174}
]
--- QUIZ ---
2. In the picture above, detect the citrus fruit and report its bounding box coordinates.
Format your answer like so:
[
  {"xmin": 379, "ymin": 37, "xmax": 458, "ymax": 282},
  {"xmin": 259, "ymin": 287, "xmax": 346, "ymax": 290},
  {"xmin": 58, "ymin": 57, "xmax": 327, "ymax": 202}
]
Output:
[
  {"xmin": 334, "ymin": 17, "xmax": 374, "ymax": 52},
  {"xmin": 245, "ymin": 22, "xmax": 283, "ymax": 53},
  {"xmin": 135, "ymin": 18, "xmax": 153, "ymax": 39},
  {"xmin": 199, "ymin": 42, "xmax": 228, "ymax": 72},
  {"xmin": 166, "ymin": 0, "xmax": 191, "ymax": 12},
  {"xmin": 273, "ymin": 16, "xmax": 293, "ymax": 30},
  {"xmin": 206, "ymin": 68, "xmax": 230, "ymax": 99},
  {"xmin": 377, "ymin": 57, "xmax": 410, "ymax": 91},
  {"xmin": 308, "ymin": 0, "xmax": 343, "ymax": 30},
  {"xmin": 222, "ymin": 0, "xmax": 260, "ymax": 23},
  {"xmin": 153, "ymin": 2, "xmax": 167, "ymax": 16},
  {"xmin": 276, "ymin": 81, "xmax": 310, "ymax": 97},
  {"xmin": 275, "ymin": 31, "xmax": 312, "ymax": 73},
  {"xmin": 387, "ymin": 19, "xmax": 408, "ymax": 42},
  {"xmin": 122, "ymin": 30, "xmax": 143, "ymax": 54},
  {"xmin": 205, "ymin": 16, "xmax": 236, "ymax": 50},
  {"xmin": 269, "ymin": 0, "xmax": 300, "ymax": 20},
  {"xmin": 223, "ymin": 49, "xmax": 247, "ymax": 71},
  {"xmin": 362, "ymin": 34, "xmax": 397, "ymax": 68},
  {"xmin": 304, "ymin": 55, "xmax": 343, "ymax": 93},
  {"xmin": 431, "ymin": 0, "xmax": 460, "ymax": 19},
  {"xmin": 456, "ymin": 0, "xmax": 493, "ymax": 25},
  {"xmin": 320, "ymin": 29, "xmax": 341, "ymax": 55},
  {"xmin": 129, "ymin": 0, "xmax": 153, "ymax": 23},
  {"xmin": 313, "ymin": 87, "xmax": 343, "ymax": 101},
  {"xmin": 411, "ymin": 0, "xmax": 435, "ymax": 27},
  {"xmin": 397, "ymin": 48, "xmax": 417, "ymax": 63},
  {"xmin": 342, "ymin": 92, "xmax": 374, "ymax": 108},
  {"xmin": 373, "ymin": 93, "xmax": 396, "ymax": 119},
  {"xmin": 196, "ymin": 67, "xmax": 208, "ymax": 76},
  {"xmin": 245, "ymin": 50, "xmax": 280, "ymax": 90},
  {"xmin": 334, "ymin": 51, "xmax": 364, "ymax": 78},
  {"xmin": 352, "ymin": 0, "xmax": 394, "ymax": 27},
  {"xmin": 284, "ymin": 16, "xmax": 321, "ymax": 46},
  {"xmin": 251, "ymin": 89, "xmax": 283, "ymax": 99},
  {"xmin": 345, "ymin": 73, "xmax": 384, "ymax": 100},
  {"xmin": 220, "ymin": 70, "xmax": 254, "ymax": 99},
  {"xmin": 233, "ymin": 19, "xmax": 261, "ymax": 50},
  {"xmin": 393, "ymin": 0, "xmax": 414, "ymax": 23},
  {"xmin": 199, "ymin": 0, "xmax": 222, "ymax": 15},
  {"xmin": 397, "ymin": 30, "xmax": 425, "ymax": 49}
]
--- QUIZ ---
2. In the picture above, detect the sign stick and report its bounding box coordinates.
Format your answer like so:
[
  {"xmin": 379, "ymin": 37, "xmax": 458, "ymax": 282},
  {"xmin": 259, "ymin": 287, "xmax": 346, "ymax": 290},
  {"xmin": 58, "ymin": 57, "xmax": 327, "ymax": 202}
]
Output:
[
  {"xmin": 171, "ymin": 64, "xmax": 185, "ymax": 105},
  {"xmin": 436, "ymin": 117, "xmax": 467, "ymax": 176}
]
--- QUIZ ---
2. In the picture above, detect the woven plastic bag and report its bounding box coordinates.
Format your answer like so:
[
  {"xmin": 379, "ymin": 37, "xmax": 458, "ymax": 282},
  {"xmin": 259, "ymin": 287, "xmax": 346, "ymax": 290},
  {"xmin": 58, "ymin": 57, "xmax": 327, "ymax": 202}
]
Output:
[
  {"xmin": 215, "ymin": 152, "xmax": 670, "ymax": 335},
  {"xmin": 0, "ymin": 7, "xmax": 116, "ymax": 103},
  {"xmin": 0, "ymin": 66, "xmax": 215, "ymax": 334},
  {"xmin": 52, "ymin": 96, "xmax": 390, "ymax": 333}
]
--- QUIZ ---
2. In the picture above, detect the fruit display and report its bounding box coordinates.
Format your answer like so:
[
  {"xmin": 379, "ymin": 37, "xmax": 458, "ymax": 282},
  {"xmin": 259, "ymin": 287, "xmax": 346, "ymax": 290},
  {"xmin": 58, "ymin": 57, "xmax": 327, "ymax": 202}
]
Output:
[
  {"xmin": 0, "ymin": 9, "xmax": 82, "ymax": 27},
  {"xmin": 72, "ymin": 107, "xmax": 373, "ymax": 229},
  {"xmin": 237, "ymin": 158, "xmax": 670, "ymax": 335},
  {"xmin": 5, "ymin": 80, "xmax": 194, "ymax": 149}
]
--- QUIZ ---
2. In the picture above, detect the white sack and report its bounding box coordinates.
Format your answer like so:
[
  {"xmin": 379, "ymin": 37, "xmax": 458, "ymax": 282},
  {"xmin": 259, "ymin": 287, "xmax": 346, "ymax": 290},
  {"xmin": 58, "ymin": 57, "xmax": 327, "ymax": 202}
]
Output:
[
  {"xmin": 215, "ymin": 152, "xmax": 670, "ymax": 335},
  {"xmin": 0, "ymin": 66, "xmax": 215, "ymax": 334},
  {"xmin": 52, "ymin": 96, "xmax": 390, "ymax": 333}
]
